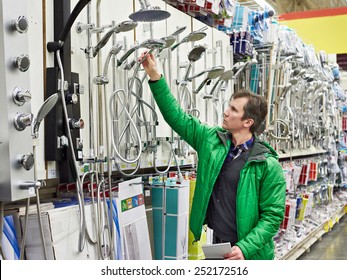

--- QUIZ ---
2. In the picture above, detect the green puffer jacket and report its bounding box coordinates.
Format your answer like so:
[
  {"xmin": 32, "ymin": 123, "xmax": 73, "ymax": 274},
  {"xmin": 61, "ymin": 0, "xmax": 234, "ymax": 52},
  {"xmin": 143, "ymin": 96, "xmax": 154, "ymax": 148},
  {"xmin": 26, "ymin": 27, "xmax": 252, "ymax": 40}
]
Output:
[{"xmin": 149, "ymin": 77, "xmax": 286, "ymax": 260}]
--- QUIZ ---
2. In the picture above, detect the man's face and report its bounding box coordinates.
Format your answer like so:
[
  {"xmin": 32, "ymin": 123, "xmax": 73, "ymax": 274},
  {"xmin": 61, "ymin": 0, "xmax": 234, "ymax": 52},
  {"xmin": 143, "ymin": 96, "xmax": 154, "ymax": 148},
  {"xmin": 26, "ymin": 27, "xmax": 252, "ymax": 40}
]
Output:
[{"xmin": 222, "ymin": 97, "xmax": 252, "ymax": 133}]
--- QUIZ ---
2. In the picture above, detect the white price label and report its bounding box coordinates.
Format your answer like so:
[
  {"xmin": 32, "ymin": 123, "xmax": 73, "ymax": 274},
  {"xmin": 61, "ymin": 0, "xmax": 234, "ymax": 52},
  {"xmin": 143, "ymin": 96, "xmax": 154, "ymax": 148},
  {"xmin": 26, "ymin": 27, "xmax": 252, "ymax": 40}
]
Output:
[
  {"xmin": 212, "ymin": 0, "xmax": 220, "ymax": 14},
  {"xmin": 224, "ymin": 18, "xmax": 232, "ymax": 28},
  {"xmin": 197, "ymin": 0, "xmax": 205, "ymax": 8}
]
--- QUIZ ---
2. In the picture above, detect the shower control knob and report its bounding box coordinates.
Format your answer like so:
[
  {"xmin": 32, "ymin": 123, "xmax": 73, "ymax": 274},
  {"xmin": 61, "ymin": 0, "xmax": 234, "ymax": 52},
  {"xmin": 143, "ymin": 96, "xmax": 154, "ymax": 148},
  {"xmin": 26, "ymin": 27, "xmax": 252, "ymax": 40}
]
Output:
[
  {"xmin": 69, "ymin": 118, "xmax": 85, "ymax": 129},
  {"xmin": 14, "ymin": 112, "xmax": 33, "ymax": 131},
  {"xmin": 13, "ymin": 54, "xmax": 30, "ymax": 72},
  {"xmin": 17, "ymin": 153, "xmax": 34, "ymax": 171},
  {"xmin": 19, "ymin": 181, "xmax": 41, "ymax": 190},
  {"xmin": 12, "ymin": 16, "xmax": 29, "ymax": 33},
  {"xmin": 12, "ymin": 86, "xmax": 31, "ymax": 105},
  {"xmin": 66, "ymin": 93, "xmax": 78, "ymax": 104}
]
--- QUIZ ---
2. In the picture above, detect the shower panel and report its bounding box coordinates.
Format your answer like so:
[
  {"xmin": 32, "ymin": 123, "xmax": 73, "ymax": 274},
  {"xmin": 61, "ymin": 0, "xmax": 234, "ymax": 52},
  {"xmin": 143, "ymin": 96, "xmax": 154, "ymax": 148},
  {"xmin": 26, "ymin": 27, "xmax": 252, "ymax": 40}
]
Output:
[{"xmin": 0, "ymin": 0, "xmax": 35, "ymax": 201}]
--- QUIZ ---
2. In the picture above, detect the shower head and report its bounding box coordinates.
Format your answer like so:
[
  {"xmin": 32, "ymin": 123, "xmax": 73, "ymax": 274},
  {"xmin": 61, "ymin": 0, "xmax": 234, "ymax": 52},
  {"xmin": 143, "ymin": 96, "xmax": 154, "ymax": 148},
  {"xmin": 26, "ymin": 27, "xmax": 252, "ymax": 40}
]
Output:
[
  {"xmin": 129, "ymin": 0, "xmax": 170, "ymax": 22},
  {"xmin": 171, "ymin": 30, "xmax": 207, "ymax": 51},
  {"xmin": 232, "ymin": 59, "xmax": 258, "ymax": 79},
  {"xmin": 32, "ymin": 93, "xmax": 59, "ymax": 139},
  {"xmin": 102, "ymin": 44, "xmax": 123, "ymax": 77},
  {"xmin": 206, "ymin": 66, "xmax": 225, "ymax": 79},
  {"xmin": 304, "ymin": 74, "xmax": 315, "ymax": 83},
  {"xmin": 231, "ymin": 62, "xmax": 245, "ymax": 72},
  {"xmin": 182, "ymin": 45, "xmax": 206, "ymax": 81},
  {"xmin": 188, "ymin": 45, "xmax": 206, "ymax": 62},
  {"xmin": 193, "ymin": 65, "xmax": 225, "ymax": 94},
  {"xmin": 281, "ymin": 54, "xmax": 303, "ymax": 64},
  {"xmin": 208, "ymin": 69, "xmax": 234, "ymax": 96},
  {"xmin": 116, "ymin": 20, "xmax": 139, "ymax": 32},
  {"xmin": 171, "ymin": 26, "xmax": 187, "ymax": 37},
  {"xmin": 108, "ymin": 44, "xmax": 123, "ymax": 55},
  {"xmin": 289, "ymin": 78, "xmax": 298, "ymax": 85},
  {"xmin": 142, "ymin": 38, "xmax": 166, "ymax": 49},
  {"xmin": 93, "ymin": 20, "xmax": 137, "ymax": 57},
  {"xmin": 117, "ymin": 38, "xmax": 165, "ymax": 67},
  {"xmin": 292, "ymin": 67, "xmax": 306, "ymax": 77},
  {"xmin": 160, "ymin": 35, "xmax": 176, "ymax": 49},
  {"xmin": 186, "ymin": 31, "xmax": 206, "ymax": 42},
  {"xmin": 188, "ymin": 65, "xmax": 224, "ymax": 81},
  {"xmin": 219, "ymin": 70, "xmax": 234, "ymax": 82},
  {"xmin": 279, "ymin": 83, "xmax": 293, "ymax": 100}
]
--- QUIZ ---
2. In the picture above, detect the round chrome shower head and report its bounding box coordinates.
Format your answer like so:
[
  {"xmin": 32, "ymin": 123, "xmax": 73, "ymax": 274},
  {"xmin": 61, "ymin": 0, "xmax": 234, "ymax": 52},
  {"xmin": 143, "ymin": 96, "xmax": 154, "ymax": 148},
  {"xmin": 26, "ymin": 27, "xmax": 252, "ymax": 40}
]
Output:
[
  {"xmin": 116, "ymin": 20, "xmax": 138, "ymax": 32},
  {"xmin": 219, "ymin": 70, "xmax": 234, "ymax": 81},
  {"xmin": 171, "ymin": 30, "xmax": 207, "ymax": 51},
  {"xmin": 289, "ymin": 78, "xmax": 298, "ymax": 85},
  {"xmin": 93, "ymin": 20, "xmax": 137, "ymax": 57},
  {"xmin": 188, "ymin": 45, "xmax": 206, "ymax": 62},
  {"xmin": 206, "ymin": 65, "xmax": 225, "ymax": 79},
  {"xmin": 142, "ymin": 38, "xmax": 166, "ymax": 49},
  {"xmin": 186, "ymin": 31, "xmax": 207, "ymax": 42},
  {"xmin": 129, "ymin": 6, "xmax": 170, "ymax": 22},
  {"xmin": 193, "ymin": 65, "xmax": 225, "ymax": 94},
  {"xmin": 160, "ymin": 35, "xmax": 176, "ymax": 49}
]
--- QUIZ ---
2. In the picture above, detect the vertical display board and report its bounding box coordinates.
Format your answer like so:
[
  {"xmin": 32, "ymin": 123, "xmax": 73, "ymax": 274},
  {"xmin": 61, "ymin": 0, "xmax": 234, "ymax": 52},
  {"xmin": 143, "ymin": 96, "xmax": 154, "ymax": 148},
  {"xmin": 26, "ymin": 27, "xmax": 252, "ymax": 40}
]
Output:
[{"xmin": 0, "ymin": 0, "xmax": 35, "ymax": 201}]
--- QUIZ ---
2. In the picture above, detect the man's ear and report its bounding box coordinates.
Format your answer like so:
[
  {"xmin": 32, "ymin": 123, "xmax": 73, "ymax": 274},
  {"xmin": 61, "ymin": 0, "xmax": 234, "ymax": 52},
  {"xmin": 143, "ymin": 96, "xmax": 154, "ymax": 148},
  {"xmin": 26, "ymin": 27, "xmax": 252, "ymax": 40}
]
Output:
[{"xmin": 244, "ymin": 119, "xmax": 254, "ymax": 128}]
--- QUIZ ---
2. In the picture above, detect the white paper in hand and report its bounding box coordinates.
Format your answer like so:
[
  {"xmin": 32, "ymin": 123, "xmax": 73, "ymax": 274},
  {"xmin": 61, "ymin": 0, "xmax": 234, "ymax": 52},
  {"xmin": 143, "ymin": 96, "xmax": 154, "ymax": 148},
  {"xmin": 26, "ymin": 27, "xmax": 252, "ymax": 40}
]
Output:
[{"xmin": 202, "ymin": 242, "xmax": 232, "ymax": 259}]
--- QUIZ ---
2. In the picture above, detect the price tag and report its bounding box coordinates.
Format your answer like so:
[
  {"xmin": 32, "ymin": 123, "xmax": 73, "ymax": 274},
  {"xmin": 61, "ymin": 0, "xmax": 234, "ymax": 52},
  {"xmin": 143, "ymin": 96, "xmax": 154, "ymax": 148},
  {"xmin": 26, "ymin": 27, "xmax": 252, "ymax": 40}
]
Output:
[
  {"xmin": 323, "ymin": 222, "xmax": 330, "ymax": 232},
  {"xmin": 197, "ymin": 0, "xmax": 205, "ymax": 7},
  {"xmin": 224, "ymin": 18, "xmax": 232, "ymax": 28},
  {"xmin": 329, "ymin": 220, "xmax": 333, "ymax": 228},
  {"xmin": 212, "ymin": 0, "xmax": 220, "ymax": 14}
]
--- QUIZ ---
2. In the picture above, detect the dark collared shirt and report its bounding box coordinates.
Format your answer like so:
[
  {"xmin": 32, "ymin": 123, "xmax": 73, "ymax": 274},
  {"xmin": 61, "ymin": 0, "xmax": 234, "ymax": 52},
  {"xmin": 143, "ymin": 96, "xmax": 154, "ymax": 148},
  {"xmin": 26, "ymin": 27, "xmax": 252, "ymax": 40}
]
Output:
[
  {"xmin": 226, "ymin": 136, "xmax": 254, "ymax": 162},
  {"xmin": 207, "ymin": 136, "xmax": 254, "ymax": 244}
]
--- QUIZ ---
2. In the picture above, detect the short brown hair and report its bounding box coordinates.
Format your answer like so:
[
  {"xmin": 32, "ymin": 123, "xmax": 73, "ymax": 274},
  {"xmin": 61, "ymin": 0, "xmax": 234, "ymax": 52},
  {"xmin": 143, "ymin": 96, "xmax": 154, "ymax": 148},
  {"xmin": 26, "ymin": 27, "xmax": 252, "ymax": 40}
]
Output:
[{"xmin": 231, "ymin": 89, "xmax": 267, "ymax": 134}]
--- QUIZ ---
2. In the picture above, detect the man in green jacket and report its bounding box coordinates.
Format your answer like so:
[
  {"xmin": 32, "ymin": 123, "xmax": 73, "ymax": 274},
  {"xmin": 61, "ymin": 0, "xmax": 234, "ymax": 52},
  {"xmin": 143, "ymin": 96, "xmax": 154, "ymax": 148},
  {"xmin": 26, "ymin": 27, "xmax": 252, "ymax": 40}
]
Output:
[{"xmin": 139, "ymin": 52, "xmax": 286, "ymax": 260}]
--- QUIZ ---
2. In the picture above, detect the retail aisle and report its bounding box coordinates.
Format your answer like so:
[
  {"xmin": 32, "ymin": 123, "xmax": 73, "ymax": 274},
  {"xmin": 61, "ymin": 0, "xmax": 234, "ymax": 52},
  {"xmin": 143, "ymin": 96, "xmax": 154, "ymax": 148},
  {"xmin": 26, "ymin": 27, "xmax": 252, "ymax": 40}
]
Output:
[{"xmin": 298, "ymin": 215, "xmax": 347, "ymax": 260}]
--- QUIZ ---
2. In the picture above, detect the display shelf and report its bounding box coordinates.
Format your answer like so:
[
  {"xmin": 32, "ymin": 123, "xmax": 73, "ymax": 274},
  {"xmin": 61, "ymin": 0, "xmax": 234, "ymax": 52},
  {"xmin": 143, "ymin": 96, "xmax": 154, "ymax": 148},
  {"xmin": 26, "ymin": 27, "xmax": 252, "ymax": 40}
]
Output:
[
  {"xmin": 279, "ymin": 205, "xmax": 346, "ymax": 260},
  {"xmin": 278, "ymin": 149, "xmax": 327, "ymax": 160}
]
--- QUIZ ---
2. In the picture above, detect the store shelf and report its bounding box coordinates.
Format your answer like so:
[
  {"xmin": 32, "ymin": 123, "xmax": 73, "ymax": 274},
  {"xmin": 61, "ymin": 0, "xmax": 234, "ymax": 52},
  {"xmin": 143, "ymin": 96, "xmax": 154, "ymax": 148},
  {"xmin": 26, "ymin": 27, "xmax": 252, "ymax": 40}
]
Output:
[
  {"xmin": 279, "ymin": 205, "xmax": 346, "ymax": 260},
  {"xmin": 278, "ymin": 149, "xmax": 327, "ymax": 160}
]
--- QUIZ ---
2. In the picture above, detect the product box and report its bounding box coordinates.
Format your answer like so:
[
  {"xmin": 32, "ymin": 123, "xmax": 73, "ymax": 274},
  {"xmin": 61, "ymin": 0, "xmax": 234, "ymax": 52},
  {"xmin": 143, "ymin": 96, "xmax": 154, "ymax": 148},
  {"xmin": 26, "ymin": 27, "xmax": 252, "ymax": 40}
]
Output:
[
  {"xmin": 20, "ymin": 203, "xmax": 98, "ymax": 260},
  {"xmin": 117, "ymin": 177, "xmax": 152, "ymax": 260},
  {"xmin": 152, "ymin": 179, "xmax": 190, "ymax": 260},
  {"xmin": 5, "ymin": 202, "xmax": 55, "ymax": 250}
]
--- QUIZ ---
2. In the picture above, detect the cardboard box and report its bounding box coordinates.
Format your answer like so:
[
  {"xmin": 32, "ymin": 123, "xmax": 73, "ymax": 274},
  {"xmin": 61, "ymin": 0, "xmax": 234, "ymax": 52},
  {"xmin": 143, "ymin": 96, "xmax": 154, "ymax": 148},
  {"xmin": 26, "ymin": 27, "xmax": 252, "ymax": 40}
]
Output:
[
  {"xmin": 152, "ymin": 179, "xmax": 190, "ymax": 260},
  {"xmin": 20, "ymin": 203, "xmax": 98, "ymax": 260}
]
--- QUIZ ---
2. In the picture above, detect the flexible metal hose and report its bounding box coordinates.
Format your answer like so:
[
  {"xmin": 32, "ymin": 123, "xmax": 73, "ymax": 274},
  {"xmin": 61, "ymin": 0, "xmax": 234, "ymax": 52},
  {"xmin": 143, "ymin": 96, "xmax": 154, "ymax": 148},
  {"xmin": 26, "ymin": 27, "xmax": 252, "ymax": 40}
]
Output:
[{"xmin": 56, "ymin": 50, "xmax": 87, "ymax": 252}]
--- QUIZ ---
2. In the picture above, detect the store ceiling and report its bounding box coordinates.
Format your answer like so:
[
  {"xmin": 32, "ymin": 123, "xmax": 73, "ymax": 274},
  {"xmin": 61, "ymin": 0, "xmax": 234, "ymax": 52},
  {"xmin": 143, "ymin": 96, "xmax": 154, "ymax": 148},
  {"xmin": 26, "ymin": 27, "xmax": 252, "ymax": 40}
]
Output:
[{"xmin": 237, "ymin": 0, "xmax": 347, "ymax": 15}]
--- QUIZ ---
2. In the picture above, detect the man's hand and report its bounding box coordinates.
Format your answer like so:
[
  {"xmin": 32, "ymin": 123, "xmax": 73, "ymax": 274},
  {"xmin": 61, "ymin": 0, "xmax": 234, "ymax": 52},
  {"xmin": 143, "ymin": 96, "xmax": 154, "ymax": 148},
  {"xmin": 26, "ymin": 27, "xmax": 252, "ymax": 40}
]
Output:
[
  {"xmin": 138, "ymin": 51, "xmax": 161, "ymax": 81},
  {"xmin": 224, "ymin": 246, "xmax": 245, "ymax": 260}
]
